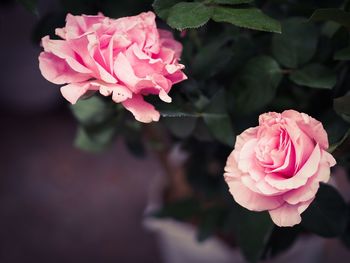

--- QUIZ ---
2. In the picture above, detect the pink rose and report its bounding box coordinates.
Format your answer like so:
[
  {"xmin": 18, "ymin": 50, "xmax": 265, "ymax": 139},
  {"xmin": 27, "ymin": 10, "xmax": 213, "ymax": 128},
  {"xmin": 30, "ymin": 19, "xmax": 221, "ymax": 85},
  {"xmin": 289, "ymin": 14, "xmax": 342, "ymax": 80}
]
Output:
[
  {"xmin": 38, "ymin": 12, "xmax": 187, "ymax": 123},
  {"xmin": 224, "ymin": 110, "xmax": 336, "ymax": 227}
]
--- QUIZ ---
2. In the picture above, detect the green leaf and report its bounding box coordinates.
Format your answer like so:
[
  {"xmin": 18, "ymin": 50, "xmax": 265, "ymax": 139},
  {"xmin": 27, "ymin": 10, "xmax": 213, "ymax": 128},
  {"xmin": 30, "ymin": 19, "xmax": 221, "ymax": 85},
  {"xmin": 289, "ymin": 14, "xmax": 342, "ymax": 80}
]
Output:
[
  {"xmin": 328, "ymin": 129, "xmax": 350, "ymax": 153},
  {"xmin": 321, "ymin": 21, "xmax": 341, "ymax": 38},
  {"xmin": 322, "ymin": 111, "xmax": 350, "ymax": 146},
  {"xmin": 334, "ymin": 95, "xmax": 350, "ymax": 122},
  {"xmin": 197, "ymin": 206, "xmax": 226, "ymax": 242},
  {"xmin": 334, "ymin": 46, "xmax": 350, "ymax": 60},
  {"xmin": 70, "ymin": 96, "xmax": 114, "ymax": 127},
  {"xmin": 167, "ymin": 2, "xmax": 212, "ymax": 30},
  {"xmin": 193, "ymin": 119, "xmax": 214, "ymax": 142},
  {"xmin": 17, "ymin": 0, "xmax": 39, "ymax": 16},
  {"xmin": 234, "ymin": 56, "xmax": 282, "ymax": 113},
  {"xmin": 212, "ymin": 7, "xmax": 281, "ymax": 33},
  {"xmin": 153, "ymin": 1, "xmax": 281, "ymax": 33},
  {"xmin": 70, "ymin": 96, "xmax": 120, "ymax": 153},
  {"xmin": 204, "ymin": 114, "xmax": 235, "ymax": 146},
  {"xmin": 302, "ymin": 184, "xmax": 348, "ymax": 238},
  {"xmin": 163, "ymin": 117, "xmax": 197, "ymax": 138},
  {"xmin": 234, "ymin": 208, "xmax": 274, "ymax": 263},
  {"xmin": 192, "ymin": 38, "xmax": 233, "ymax": 79},
  {"xmin": 272, "ymin": 18, "xmax": 318, "ymax": 68},
  {"xmin": 289, "ymin": 64, "xmax": 337, "ymax": 89},
  {"xmin": 211, "ymin": 0, "xmax": 253, "ymax": 4},
  {"xmin": 203, "ymin": 90, "xmax": 235, "ymax": 146},
  {"xmin": 152, "ymin": 0, "xmax": 181, "ymax": 20},
  {"xmin": 310, "ymin": 8, "xmax": 350, "ymax": 28},
  {"xmin": 74, "ymin": 125, "xmax": 116, "ymax": 153},
  {"xmin": 153, "ymin": 198, "xmax": 200, "ymax": 220},
  {"xmin": 263, "ymin": 226, "xmax": 301, "ymax": 259}
]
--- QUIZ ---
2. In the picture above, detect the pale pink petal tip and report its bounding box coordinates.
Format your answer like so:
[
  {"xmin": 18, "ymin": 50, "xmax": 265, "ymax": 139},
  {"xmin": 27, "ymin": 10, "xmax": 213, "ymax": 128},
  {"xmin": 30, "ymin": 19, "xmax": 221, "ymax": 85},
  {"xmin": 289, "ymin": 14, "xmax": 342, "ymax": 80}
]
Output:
[{"xmin": 122, "ymin": 95, "xmax": 160, "ymax": 123}]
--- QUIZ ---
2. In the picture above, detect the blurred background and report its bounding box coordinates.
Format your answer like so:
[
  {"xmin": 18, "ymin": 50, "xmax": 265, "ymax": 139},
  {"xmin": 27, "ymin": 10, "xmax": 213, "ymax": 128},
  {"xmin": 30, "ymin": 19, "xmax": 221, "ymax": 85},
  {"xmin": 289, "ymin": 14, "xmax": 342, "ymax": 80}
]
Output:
[
  {"xmin": 1, "ymin": 0, "xmax": 350, "ymax": 262},
  {"xmin": 0, "ymin": 1, "xmax": 163, "ymax": 262}
]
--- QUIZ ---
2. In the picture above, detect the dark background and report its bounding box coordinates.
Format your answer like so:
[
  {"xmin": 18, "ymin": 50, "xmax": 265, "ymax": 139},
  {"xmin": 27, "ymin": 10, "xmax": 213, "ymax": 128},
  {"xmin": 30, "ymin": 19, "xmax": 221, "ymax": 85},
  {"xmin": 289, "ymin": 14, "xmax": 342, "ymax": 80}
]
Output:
[
  {"xmin": 1, "ymin": 1, "xmax": 350, "ymax": 262},
  {"xmin": 0, "ymin": 1, "xmax": 162, "ymax": 262}
]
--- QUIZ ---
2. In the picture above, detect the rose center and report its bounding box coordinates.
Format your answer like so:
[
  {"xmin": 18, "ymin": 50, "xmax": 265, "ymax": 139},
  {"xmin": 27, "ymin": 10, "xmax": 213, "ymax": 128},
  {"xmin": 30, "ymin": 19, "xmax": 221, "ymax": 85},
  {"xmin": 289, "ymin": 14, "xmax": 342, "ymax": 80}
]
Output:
[{"xmin": 255, "ymin": 128, "xmax": 296, "ymax": 178}]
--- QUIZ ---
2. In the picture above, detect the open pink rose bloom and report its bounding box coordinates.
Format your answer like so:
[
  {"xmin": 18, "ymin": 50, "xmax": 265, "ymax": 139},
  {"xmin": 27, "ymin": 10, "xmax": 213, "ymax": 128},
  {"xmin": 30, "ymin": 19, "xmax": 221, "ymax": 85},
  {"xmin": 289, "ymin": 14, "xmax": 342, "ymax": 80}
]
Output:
[
  {"xmin": 224, "ymin": 110, "xmax": 336, "ymax": 227},
  {"xmin": 38, "ymin": 12, "xmax": 187, "ymax": 123}
]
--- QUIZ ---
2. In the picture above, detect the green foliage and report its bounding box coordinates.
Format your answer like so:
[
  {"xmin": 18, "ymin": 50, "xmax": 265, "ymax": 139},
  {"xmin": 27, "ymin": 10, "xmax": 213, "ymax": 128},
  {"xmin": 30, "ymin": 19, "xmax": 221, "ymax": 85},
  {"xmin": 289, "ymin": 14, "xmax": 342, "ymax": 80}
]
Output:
[
  {"xmin": 153, "ymin": 0, "xmax": 281, "ymax": 32},
  {"xmin": 328, "ymin": 129, "xmax": 350, "ymax": 153},
  {"xmin": 323, "ymin": 111, "xmax": 350, "ymax": 151},
  {"xmin": 74, "ymin": 124, "xmax": 116, "ymax": 152},
  {"xmin": 160, "ymin": 86, "xmax": 234, "ymax": 145},
  {"xmin": 310, "ymin": 8, "xmax": 350, "ymax": 28},
  {"xmin": 203, "ymin": 89, "xmax": 235, "ymax": 146},
  {"xmin": 152, "ymin": 0, "xmax": 181, "ymax": 20},
  {"xmin": 233, "ymin": 208, "xmax": 274, "ymax": 263},
  {"xmin": 70, "ymin": 96, "xmax": 119, "ymax": 152},
  {"xmin": 70, "ymin": 96, "xmax": 114, "ymax": 126},
  {"xmin": 197, "ymin": 206, "xmax": 227, "ymax": 242},
  {"xmin": 167, "ymin": 2, "xmax": 212, "ymax": 30},
  {"xmin": 289, "ymin": 64, "xmax": 337, "ymax": 89},
  {"xmin": 334, "ymin": 46, "xmax": 350, "ymax": 60},
  {"xmin": 212, "ymin": 0, "xmax": 253, "ymax": 4},
  {"xmin": 334, "ymin": 94, "xmax": 350, "ymax": 122},
  {"xmin": 212, "ymin": 7, "xmax": 281, "ymax": 33},
  {"xmin": 203, "ymin": 114, "xmax": 234, "ymax": 146},
  {"xmin": 153, "ymin": 198, "xmax": 201, "ymax": 220},
  {"xmin": 272, "ymin": 18, "xmax": 318, "ymax": 68},
  {"xmin": 263, "ymin": 226, "xmax": 301, "ymax": 259},
  {"xmin": 233, "ymin": 56, "xmax": 282, "ymax": 114},
  {"xmin": 155, "ymin": 200, "xmax": 228, "ymax": 243},
  {"xmin": 302, "ymin": 184, "xmax": 348, "ymax": 237},
  {"xmin": 32, "ymin": 0, "xmax": 350, "ymax": 262},
  {"xmin": 163, "ymin": 117, "xmax": 198, "ymax": 138},
  {"xmin": 192, "ymin": 37, "xmax": 233, "ymax": 79}
]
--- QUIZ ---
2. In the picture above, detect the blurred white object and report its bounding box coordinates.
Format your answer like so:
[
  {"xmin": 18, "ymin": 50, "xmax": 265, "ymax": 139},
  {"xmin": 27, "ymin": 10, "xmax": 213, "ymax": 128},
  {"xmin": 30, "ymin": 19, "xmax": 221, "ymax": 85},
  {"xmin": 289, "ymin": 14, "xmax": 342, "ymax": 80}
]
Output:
[
  {"xmin": 145, "ymin": 217, "xmax": 242, "ymax": 263},
  {"xmin": 143, "ymin": 173, "xmax": 325, "ymax": 263},
  {"xmin": 144, "ymin": 216, "xmax": 325, "ymax": 263}
]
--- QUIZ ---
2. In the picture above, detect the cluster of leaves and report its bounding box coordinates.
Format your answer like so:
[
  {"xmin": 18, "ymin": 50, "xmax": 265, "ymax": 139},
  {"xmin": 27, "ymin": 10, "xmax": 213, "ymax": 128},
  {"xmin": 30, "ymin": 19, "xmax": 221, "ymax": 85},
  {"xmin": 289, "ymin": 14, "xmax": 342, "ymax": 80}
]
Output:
[
  {"xmin": 17, "ymin": 0, "xmax": 350, "ymax": 262},
  {"xmin": 151, "ymin": 0, "xmax": 350, "ymax": 261},
  {"xmin": 153, "ymin": 0, "xmax": 281, "ymax": 32},
  {"xmin": 70, "ymin": 96, "xmax": 147, "ymax": 157}
]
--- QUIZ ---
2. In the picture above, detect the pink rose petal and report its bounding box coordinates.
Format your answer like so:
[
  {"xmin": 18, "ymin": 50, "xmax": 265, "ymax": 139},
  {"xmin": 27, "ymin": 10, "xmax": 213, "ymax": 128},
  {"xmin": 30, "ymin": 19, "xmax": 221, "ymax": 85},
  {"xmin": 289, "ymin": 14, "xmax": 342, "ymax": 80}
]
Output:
[
  {"xmin": 39, "ymin": 52, "xmax": 90, "ymax": 84},
  {"xmin": 265, "ymin": 144, "xmax": 321, "ymax": 190},
  {"xmin": 60, "ymin": 81, "xmax": 98, "ymax": 104},
  {"xmin": 122, "ymin": 94, "xmax": 160, "ymax": 123},
  {"xmin": 227, "ymin": 180, "xmax": 283, "ymax": 211}
]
